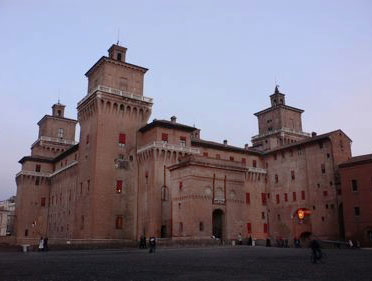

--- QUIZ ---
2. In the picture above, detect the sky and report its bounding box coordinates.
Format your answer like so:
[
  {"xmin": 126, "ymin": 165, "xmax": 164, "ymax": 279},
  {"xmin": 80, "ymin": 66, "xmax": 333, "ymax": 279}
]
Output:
[{"xmin": 0, "ymin": 0, "xmax": 371, "ymax": 200}]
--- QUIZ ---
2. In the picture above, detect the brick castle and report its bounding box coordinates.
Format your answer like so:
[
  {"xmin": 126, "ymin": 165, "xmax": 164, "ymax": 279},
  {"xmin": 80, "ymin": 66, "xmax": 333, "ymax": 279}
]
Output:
[{"xmin": 15, "ymin": 44, "xmax": 352, "ymax": 245}]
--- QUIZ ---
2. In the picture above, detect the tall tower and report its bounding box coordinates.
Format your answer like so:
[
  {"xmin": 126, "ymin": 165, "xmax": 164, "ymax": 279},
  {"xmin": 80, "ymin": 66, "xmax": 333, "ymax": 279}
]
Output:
[
  {"xmin": 252, "ymin": 86, "xmax": 310, "ymax": 151},
  {"xmin": 76, "ymin": 44, "xmax": 152, "ymax": 240}
]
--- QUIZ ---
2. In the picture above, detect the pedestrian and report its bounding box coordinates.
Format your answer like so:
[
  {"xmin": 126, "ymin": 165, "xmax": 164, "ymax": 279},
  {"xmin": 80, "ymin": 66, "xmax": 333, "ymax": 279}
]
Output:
[
  {"xmin": 237, "ymin": 233, "xmax": 242, "ymax": 245},
  {"xmin": 266, "ymin": 238, "xmax": 271, "ymax": 247},
  {"xmin": 309, "ymin": 237, "xmax": 322, "ymax": 264},
  {"xmin": 348, "ymin": 240, "xmax": 353, "ymax": 248},
  {"xmin": 149, "ymin": 236, "xmax": 156, "ymax": 253},
  {"xmin": 38, "ymin": 237, "xmax": 44, "ymax": 252},
  {"xmin": 143, "ymin": 235, "xmax": 147, "ymax": 249},
  {"xmin": 248, "ymin": 236, "xmax": 252, "ymax": 246},
  {"xmin": 43, "ymin": 237, "xmax": 48, "ymax": 251},
  {"xmin": 284, "ymin": 238, "xmax": 288, "ymax": 248}
]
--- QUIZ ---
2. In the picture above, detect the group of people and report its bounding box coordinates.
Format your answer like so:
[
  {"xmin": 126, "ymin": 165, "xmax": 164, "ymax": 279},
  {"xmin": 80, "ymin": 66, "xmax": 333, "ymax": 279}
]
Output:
[
  {"xmin": 38, "ymin": 237, "xmax": 49, "ymax": 252},
  {"xmin": 139, "ymin": 235, "xmax": 156, "ymax": 253}
]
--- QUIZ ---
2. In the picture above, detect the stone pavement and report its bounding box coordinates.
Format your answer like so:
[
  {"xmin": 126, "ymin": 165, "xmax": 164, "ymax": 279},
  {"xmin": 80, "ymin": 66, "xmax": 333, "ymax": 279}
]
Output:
[{"xmin": 0, "ymin": 246, "xmax": 371, "ymax": 281}]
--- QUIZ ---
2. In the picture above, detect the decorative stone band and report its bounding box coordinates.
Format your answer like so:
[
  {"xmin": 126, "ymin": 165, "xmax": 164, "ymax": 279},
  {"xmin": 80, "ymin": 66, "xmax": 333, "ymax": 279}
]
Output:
[
  {"xmin": 31, "ymin": 136, "xmax": 77, "ymax": 148},
  {"xmin": 137, "ymin": 141, "xmax": 200, "ymax": 155},
  {"xmin": 251, "ymin": 128, "xmax": 311, "ymax": 141},
  {"xmin": 16, "ymin": 161, "xmax": 78, "ymax": 179},
  {"xmin": 247, "ymin": 167, "xmax": 267, "ymax": 174},
  {"xmin": 77, "ymin": 85, "xmax": 153, "ymax": 106}
]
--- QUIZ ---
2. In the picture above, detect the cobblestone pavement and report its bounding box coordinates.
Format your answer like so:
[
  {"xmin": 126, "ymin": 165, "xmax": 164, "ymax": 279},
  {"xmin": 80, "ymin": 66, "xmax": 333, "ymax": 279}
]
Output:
[{"xmin": 0, "ymin": 246, "xmax": 371, "ymax": 281}]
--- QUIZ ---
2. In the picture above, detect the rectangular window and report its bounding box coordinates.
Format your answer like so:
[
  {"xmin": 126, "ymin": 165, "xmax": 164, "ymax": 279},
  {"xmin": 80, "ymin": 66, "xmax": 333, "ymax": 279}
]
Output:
[
  {"xmin": 58, "ymin": 128, "xmax": 64, "ymax": 138},
  {"xmin": 230, "ymin": 156, "xmax": 234, "ymax": 161},
  {"xmin": 203, "ymin": 152, "xmax": 208, "ymax": 157},
  {"xmin": 119, "ymin": 133, "xmax": 126, "ymax": 145},
  {"xmin": 263, "ymin": 223, "xmax": 268, "ymax": 233},
  {"xmin": 352, "ymin": 180, "xmax": 358, "ymax": 192},
  {"xmin": 86, "ymin": 134, "xmax": 89, "ymax": 144},
  {"xmin": 116, "ymin": 180, "xmax": 123, "ymax": 193},
  {"xmin": 216, "ymin": 154, "xmax": 220, "ymax": 159},
  {"xmin": 35, "ymin": 178, "xmax": 40, "ymax": 186},
  {"xmin": 35, "ymin": 165, "xmax": 41, "ymax": 172},
  {"xmin": 261, "ymin": 212, "xmax": 265, "ymax": 219},
  {"xmin": 301, "ymin": 191, "xmax": 305, "ymax": 200},
  {"xmin": 323, "ymin": 190, "xmax": 328, "ymax": 197},
  {"xmin": 180, "ymin": 136, "xmax": 186, "ymax": 146},
  {"xmin": 87, "ymin": 180, "xmax": 90, "ymax": 191},
  {"xmin": 245, "ymin": 193, "xmax": 250, "ymax": 204},
  {"xmin": 291, "ymin": 170, "xmax": 295, "ymax": 180},
  {"xmin": 252, "ymin": 160, "xmax": 256, "ymax": 167},
  {"xmin": 261, "ymin": 193, "xmax": 267, "ymax": 205},
  {"xmin": 116, "ymin": 216, "xmax": 123, "ymax": 229},
  {"xmin": 321, "ymin": 164, "xmax": 325, "ymax": 174},
  {"xmin": 179, "ymin": 181, "xmax": 183, "ymax": 191},
  {"xmin": 41, "ymin": 197, "xmax": 46, "ymax": 207},
  {"xmin": 247, "ymin": 223, "xmax": 252, "ymax": 234},
  {"xmin": 354, "ymin": 207, "xmax": 360, "ymax": 216},
  {"xmin": 276, "ymin": 194, "xmax": 280, "ymax": 204},
  {"xmin": 275, "ymin": 175, "xmax": 278, "ymax": 183},
  {"xmin": 284, "ymin": 193, "xmax": 288, "ymax": 202},
  {"xmin": 242, "ymin": 158, "xmax": 246, "ymax": 164},
  {"xmin": 161, "ymin": 133, "xmax": 168, "ymax": 143},
  {"xmin": 293, "ymin": 192, "xmax": 297, "ymax": 202}
]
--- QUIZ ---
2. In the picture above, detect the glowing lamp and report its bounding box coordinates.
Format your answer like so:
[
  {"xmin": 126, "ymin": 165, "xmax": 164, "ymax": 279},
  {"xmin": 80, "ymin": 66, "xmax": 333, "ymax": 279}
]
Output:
[{"xmin": 297, "ymin": 209, "xmax": 305, "ymax": 220}]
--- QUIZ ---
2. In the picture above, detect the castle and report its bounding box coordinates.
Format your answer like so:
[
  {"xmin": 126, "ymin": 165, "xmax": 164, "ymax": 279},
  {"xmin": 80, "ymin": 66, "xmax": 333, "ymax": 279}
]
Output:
[{"xmin": 15, "ymin": 44, "xmax": 352, "ymax": 244}]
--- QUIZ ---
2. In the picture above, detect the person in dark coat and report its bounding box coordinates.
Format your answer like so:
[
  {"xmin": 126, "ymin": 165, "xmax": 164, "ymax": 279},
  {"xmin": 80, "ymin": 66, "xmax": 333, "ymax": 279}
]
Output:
[
  {"xmin": 149, "ymin": 237, "xmax": 156, "ymax": 253},
  {"xmin": 43, "ymin": 237, "xmax": 49, "ymax": 251},
  {"xmin": 310, "ymin": 238, "xmax": 322, "ymax": 263},
  {"xmin": 248, "ymin": 236, "xmax": 252, "ymax": 246}
]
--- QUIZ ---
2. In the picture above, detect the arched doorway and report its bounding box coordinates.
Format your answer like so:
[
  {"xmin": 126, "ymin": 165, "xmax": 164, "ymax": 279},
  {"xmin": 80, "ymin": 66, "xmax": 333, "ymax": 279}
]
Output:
[{"xmin": 212, "ymin": 209, "xmax": 224, "ymax": 239}]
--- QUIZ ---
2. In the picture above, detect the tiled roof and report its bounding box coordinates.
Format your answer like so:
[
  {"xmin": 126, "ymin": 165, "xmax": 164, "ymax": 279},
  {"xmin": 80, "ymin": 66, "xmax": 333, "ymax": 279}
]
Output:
[
  {"xmin": 19, "ymin": 144, "xmax": 79, "ymax": 164},
  {"xmin": 339, "ymin": 153, "xmax": 372, "ymax": 168},
  {"xmin": 139, "ymin": 120, "xmax": 198, "ymax": 133}
]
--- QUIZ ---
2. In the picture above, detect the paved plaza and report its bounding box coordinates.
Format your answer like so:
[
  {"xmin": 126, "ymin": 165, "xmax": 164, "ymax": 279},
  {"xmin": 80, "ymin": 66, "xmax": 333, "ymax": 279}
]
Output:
[{"xmin": 0, "ymin": 246, "xmax": 371, "ymax": 281}]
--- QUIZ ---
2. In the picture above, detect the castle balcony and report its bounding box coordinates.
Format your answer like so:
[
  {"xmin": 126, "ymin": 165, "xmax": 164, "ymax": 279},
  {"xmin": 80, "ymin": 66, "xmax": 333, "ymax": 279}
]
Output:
[
  {"xmin": 78, "ymin": 85, "xmax": 153, "ymax": 106},
  {"xmin": 16, "ymin": 161, "xmax": 78, "ymax": 179},
  {"xmin": 251, "ymin": 128, "xmax": 311, "ymax": 141},
  {"xmin": 31, "ymin": 136, "xmax": 77, "ymax": 148},
  {"xmin": 137, "ymin": 141, "xmax": 200, "ymax": 155}
]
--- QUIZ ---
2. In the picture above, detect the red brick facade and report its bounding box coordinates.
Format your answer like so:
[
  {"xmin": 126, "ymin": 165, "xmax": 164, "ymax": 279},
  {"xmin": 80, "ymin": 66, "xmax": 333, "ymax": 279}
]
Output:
[{"xmin": 15, "ymin": 44, "xmax": 352, "ymax": 245}]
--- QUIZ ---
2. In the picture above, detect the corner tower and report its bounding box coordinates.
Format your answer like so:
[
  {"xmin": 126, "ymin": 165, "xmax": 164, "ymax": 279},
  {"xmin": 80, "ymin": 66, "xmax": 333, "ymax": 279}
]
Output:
[
  {"xmin": 252, "ymin": 86, "xmax": 310, "ymax": 151},
  {"xmin": 76, "ymin": 44, "xmax": 152, "ymax": 240}
]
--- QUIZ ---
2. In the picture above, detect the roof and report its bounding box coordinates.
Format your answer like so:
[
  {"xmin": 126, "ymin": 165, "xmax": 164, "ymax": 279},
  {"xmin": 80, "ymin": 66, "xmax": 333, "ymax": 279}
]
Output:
[
  {"xmin": 264, "ymin": 129, "xmax": 351, "ymax": 155},
  {"xmin": 139, "ymin": 120, "xmax": 198, "ymax": 133},
  {"xmin": 339, "ymin": 154, "xmax": 372, "ymax": 168},
  {"xmin": 37, "ymin": 115, "xmax": 77, "ymax": 126},
  {"xmin": 85, "ymin": 56, "xmax": 148, "ymax": 77},
  {"xmin": 191, "ymin": 139, "xmax": 263, "ymax": 156},
  {"xmin": 254, "ymin": 104, "xmax": 304, "ymax": 116},
  {"xmin": 19, "ymin": 144, "xmax": 79, "ymax": 164}
]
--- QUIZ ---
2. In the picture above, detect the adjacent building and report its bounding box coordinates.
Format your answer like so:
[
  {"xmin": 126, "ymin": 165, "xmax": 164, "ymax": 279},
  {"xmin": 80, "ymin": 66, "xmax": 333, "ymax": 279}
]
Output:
[
  {"xmin": 0, "ymin": 196, "xmax": 16, "ymax": 236},
  {"xmin": 15, "ymin": 44, "xmax": 352, "ymax": 245},
  {"xmin": 339, "ymin": 154, "xmax": 372, "ymax": 247}
]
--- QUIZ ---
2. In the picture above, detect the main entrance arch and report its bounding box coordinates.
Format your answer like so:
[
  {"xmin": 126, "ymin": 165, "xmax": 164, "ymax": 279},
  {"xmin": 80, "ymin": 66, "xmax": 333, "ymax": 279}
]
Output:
[{"xmin": 212, "ymin": 209, "xmax": 224, "ymax": 239}]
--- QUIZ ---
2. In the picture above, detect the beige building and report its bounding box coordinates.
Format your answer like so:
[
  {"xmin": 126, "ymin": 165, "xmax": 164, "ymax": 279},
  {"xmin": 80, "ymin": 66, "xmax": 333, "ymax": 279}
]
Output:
[
  {"xmin": 15, "ymin": 44, "xmax": 352, "ymax": 245},
  {"xmin": 0, "ymin": 196, "xmax": 16, "ymax": 236}
]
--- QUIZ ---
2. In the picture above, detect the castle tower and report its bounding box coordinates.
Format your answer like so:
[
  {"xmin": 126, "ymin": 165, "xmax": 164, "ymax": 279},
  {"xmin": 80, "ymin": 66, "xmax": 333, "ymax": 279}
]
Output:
[
  {"xmin": 252, "ymin": 86, "xmax": 310, "ymax": 151},
  {"xmin": 76, "ymin": 44, "xmax": 152, "ymax": 240}
]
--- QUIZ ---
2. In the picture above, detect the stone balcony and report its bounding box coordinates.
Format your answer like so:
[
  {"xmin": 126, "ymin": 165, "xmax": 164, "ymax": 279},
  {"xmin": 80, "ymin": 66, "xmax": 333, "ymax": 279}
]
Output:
[
  {"xmin": 78, "ymin": 85, "xmax": 153, "ymax": 106},
  {"xmin": 31, "ymin": 136, "xmax": 77, "ymax": 148},
  {"xmin": 137, "ymin": 141, "xmax": 200, "ymax": 155}
]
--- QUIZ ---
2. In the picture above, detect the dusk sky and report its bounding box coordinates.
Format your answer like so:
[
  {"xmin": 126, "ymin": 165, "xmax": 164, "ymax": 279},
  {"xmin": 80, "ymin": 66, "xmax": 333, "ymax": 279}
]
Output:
[{"xmin": 0, "ymin": 0, "xmax": 371, "ymax": 200}]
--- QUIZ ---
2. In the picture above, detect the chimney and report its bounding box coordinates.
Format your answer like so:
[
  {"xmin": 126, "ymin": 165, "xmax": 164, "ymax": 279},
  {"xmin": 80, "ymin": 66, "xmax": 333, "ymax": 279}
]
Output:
[
  {"xmin": 223, "ymin": 140, "xmax": 228, "ymax": 146},
  {"xmin": 311, "ymin": 132, "xmax": 317, "ymax": 137},
  {"xmin": 170, "ymin": 116, "xmax": 177, "ymax": 123}
]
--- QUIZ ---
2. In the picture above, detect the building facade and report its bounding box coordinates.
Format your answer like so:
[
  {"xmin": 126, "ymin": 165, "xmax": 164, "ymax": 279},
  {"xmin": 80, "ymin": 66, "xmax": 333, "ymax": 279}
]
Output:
[
  {"xmin": 0, "ymin": 196, "xmax": 16, "ymax": 236},
  {"xmin": 339, "ymin": 154, "xmax": 372, "ymax": 247},
  {"xmin": 15, "ymin": 44, "xmax": 352, "ymax": 245}
]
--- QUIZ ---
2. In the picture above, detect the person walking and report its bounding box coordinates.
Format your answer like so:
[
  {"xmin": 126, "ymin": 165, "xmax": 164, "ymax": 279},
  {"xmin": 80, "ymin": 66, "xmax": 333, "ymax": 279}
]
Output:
[
  {"xmin": 237, "ymin": 233, "xmax": 242, "ymax": 245},
  {"xmin": 309, "ymin": 238, "xmax": 322, "ymax": 264},
  {"xmin": 38, "ymin": 237, "xmax": 44, "ymax": 252},
  {"xmin": 43, "ymin": 237, "xmax": 49, "ymax": 251},
  {"xmin": 149, "ymin": 236, "xmax": 156, "ymax": 253}
]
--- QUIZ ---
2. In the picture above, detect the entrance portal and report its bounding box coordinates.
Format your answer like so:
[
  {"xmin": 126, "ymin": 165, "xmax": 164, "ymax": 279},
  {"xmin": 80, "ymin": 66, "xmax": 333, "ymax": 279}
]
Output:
[{"xmin": 212, "ymin": 209, "xmax": 224, "ymax": 239}]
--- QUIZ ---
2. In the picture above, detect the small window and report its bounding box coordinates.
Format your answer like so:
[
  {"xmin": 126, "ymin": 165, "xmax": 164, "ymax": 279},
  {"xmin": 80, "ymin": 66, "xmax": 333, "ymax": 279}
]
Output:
[
  {"xmin": 327, "ymin": 153, "xmax": 330, "ymax": 159},
  {"xmin": 276, "ymin": 194, "xmax": 280, "ymax": 204},
  {"xmin": 58, "ymin": 128, "xmax": 64, "ymax": 138},
  {"xmin": 352, "ymin": 180, "xmax": 358, "ymax": 192},
  {"xmin": 284, "ymin": 193, "xmax": 288, "ymax": 202},
  {"xmin": 116, "ymin": 180, "xmax": 123, "ymax": 193},
  {"xmin": 263, "ymin": 223, "xmax": 268, "ymax": 233},
  {"xmin": 116, "ymin": 216, "xmax": 123, "ymax": 229},
  {"xmin": 117, "ymin": 53, "xmax": 122, "ymax": 61},
  {"xmin": 180, "ymin": 136, "xmax": 186, "ymax": 146},
  {"xmin": 321, "ymin": 164, "xmax": 325, "ymax": 174},
  {"xmin": 35, "ymin": 165, "xmax": 41, "ymax": 172},
  {"xmin": 35, "ymin": 178, "xmax": 40, "ymax": 186},
  {"xmin": 252, "ymin": 160, "xmax": 256, "ymax": 167},
  {"xmin": 179, "ymin": 181, "xmax": 183, "ymax": 191},
  {"xmin": 161, "ymin": 133, "xmax": 168, "ymax": 143},
  {"xmin": 57, "ymin": 110, "xmax": 61, "ymax": 116},
  {"xmin": 261, "ymin": 212, "xmax": 265, "ymax": 219},
  {"xmin": 277, "ymin": 214, "xmax": 281, "ymax": 221},
  {"xmin": 323, "ymin": 190, "xmax": 328, "ymax": 197},
  {"xmin": 87, "ymin": 180, "xmax": 90, "ymax": 191},
  {"xmin": 24, "ymin": 229, "xmax": 28, "ymax": 237},
  {"xmin": 275, "ymin": 174, "xmax": 278, "ymax": 183},
  {"xmin": 230, "ymin": 156, "xmax": 234, "ymax": 161},
  {"xmin": 354, "ymin": 207, "xmax": 360, "ymax": 216},
  {"xmin": 119, "ymin": 133, "xmax": 126, "ymax": 145},
  {"xmin": 261, "ymin": 193, "xmax": 267, "ymax": 205},
  {"xmin": 86, "ymin": 134, "xmax": 90, "ymax": 144},
  {"xmin": 301, "ymin": 191, "xmax": 305, "ymax": 200},
  {"xmin": 203, "ymin": 152, "xmax": 208, "ymax": 157},
  {"xmin": 199, "ymin": 222, "xmax": 204, "ymax": 232},
  {"xmin": 41, "ymin": 197, "xmax": 46, "ymax": 207},
  {"xmin": 247, "ymin": 223, "xmax": 252, "ymax": 234},
  {"xmin": 291, "ymin": 171, "xmax": 295, "ymax": 180},
  {"xmin": 325, "ymin": 204, "xmax": 329, "ymax": 209},
  {"xmin": 293, "ymin": 192, "xmax": 297, "ymax": 202},
  {"xmin": 245, "ymin": 193, "xmax": 250, "ymax": 204}
]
